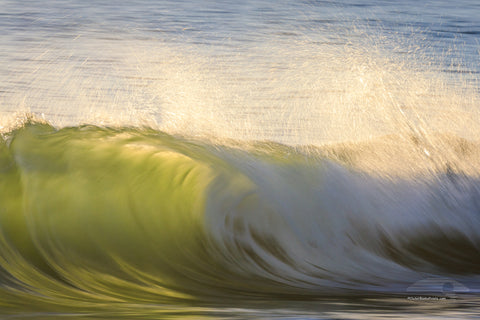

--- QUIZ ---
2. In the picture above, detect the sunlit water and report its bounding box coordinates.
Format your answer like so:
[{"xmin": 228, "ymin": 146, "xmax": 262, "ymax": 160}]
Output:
[{"xmin": 1, "ymin": 0, "xmax": 480, "ymax": 319}]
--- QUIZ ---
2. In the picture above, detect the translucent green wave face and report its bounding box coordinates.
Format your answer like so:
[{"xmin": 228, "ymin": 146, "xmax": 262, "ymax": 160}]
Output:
[
  {"xmin": 0, "ymin": 122, "xmax": 324, "ymax": 309},
  {"xmin": 0, "ymin": 122, "xmax": 303, "ymax": 310},
  {"xmin": 0, "ymin": 122, "xmax": 228, "ymax": 307}
]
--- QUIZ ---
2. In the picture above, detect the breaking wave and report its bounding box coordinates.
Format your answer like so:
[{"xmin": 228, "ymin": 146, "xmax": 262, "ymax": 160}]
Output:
[{"xmin": 1, "ymin": 121, "xmax": 479, "ymax": 310}]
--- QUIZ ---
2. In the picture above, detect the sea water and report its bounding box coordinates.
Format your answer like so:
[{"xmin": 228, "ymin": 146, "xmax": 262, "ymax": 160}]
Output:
[{"xmin": 1, "ymin": 0, "xmax": 480, "ymax": 319}]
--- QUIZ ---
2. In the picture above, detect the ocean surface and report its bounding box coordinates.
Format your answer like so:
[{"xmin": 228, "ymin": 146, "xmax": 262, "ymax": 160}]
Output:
[{"xmin": 1, "ymin": 0, "xmax": 480, "ymax": 319}]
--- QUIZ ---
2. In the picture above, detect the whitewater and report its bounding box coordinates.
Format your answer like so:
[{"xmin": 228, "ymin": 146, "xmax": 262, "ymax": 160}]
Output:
[{"xmin": 2, "ymin": 0, "xmax": 480, "ymax": 319}]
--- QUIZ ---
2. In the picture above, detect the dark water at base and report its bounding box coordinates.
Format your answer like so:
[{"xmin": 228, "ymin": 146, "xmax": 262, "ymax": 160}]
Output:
[{"xmin": 4, "ymin": 297, "xmax": 480, "ymax": 319}]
